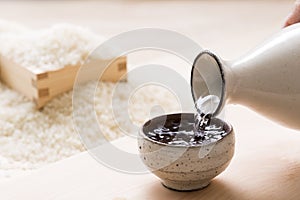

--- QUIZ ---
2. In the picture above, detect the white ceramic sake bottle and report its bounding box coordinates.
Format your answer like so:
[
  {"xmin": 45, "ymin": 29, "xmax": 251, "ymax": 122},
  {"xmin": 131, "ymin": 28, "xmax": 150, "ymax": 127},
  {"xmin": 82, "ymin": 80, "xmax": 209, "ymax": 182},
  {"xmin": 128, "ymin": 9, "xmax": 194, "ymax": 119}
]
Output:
[{"xmin": 191, "ymin": 23, "xmax": 300, "ymax": 130}]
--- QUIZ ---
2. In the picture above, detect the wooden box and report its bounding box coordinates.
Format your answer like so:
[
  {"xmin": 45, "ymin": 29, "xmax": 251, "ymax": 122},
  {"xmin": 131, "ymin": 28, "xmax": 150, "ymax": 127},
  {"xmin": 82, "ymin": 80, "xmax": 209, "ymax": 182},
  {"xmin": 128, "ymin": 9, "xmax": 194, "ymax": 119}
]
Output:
[{"xmin": 0, "ymin": 56, "xmax": 127, "ymax": 108}]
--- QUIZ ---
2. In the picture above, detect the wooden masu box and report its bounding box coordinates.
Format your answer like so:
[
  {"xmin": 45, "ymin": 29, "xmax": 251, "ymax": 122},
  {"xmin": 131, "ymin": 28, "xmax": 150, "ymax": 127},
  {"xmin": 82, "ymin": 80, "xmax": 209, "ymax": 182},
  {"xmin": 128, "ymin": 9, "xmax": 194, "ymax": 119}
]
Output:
[{"xmin": 0, "ymin": 56, "xmax": 127, "ymax": 108}]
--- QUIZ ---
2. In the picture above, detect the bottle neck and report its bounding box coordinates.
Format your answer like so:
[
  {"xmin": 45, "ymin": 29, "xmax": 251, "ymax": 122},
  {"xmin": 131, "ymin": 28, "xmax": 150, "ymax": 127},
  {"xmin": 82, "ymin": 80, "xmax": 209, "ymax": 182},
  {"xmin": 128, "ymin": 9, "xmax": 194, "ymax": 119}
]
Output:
[
  {"xmin": 222, "ymin": 60, "xmax": 239, "ymax": 105},
  {"xmin": 223, "ymin": 57, "xmax": 265, "ymax": 106}
]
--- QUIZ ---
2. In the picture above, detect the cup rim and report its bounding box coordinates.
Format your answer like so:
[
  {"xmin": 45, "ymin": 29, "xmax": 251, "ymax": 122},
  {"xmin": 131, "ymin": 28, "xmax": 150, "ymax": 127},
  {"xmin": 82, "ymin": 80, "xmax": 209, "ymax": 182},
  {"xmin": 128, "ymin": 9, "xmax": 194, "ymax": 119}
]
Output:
[{"xmin": 139, "ymin": 113, "xmax": 233, "ymax": 148}]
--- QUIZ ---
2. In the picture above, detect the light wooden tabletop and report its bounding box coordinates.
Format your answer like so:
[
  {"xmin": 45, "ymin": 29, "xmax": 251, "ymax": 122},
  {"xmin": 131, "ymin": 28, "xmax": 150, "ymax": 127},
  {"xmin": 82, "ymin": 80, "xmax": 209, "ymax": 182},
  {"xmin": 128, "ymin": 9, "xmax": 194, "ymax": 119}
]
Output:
[
  {"xmin": 1, "ymin": 0, "xmax": 300, "ymax": 199},
  {"xmin": 1, "ymin": 106, "xmax": 300, "ymax": 200}
]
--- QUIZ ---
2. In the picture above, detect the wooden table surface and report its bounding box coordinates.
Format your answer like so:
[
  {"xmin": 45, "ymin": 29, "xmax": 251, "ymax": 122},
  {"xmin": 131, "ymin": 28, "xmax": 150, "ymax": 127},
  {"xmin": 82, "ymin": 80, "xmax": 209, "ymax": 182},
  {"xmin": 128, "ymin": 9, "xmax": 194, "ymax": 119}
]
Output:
[
  {"xmin": 1, "ymin": 0, "xmax": 300, "ymax": 199},
  {"xmin": 1, "ymin": 106, "xmax": 300, "ymax": 200}
]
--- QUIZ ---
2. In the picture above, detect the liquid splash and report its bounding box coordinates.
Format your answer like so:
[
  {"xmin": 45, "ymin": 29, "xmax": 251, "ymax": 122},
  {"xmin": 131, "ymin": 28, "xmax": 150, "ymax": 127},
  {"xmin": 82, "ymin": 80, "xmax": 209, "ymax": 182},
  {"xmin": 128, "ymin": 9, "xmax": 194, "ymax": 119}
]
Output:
[{"xmin": 194, "ymin": 95, "xmax": 220, "ymax": 138}]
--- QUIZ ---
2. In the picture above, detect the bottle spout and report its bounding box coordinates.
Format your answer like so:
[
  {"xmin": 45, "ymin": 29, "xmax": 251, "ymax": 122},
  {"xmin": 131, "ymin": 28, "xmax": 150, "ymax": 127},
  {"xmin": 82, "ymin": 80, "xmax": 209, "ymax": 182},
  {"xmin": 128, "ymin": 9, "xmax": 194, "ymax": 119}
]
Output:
[{"xmin": 190, "ymin": 50, "xmax": 226, "ymax": 117}]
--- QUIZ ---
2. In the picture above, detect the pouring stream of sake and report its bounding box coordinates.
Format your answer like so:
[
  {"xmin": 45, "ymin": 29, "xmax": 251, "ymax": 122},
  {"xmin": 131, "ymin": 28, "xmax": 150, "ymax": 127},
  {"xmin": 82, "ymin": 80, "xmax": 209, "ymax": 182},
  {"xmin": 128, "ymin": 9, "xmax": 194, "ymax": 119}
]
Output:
[{"xmin": 194, "ymin": 95, "xmax": 220, "ymax": 138}]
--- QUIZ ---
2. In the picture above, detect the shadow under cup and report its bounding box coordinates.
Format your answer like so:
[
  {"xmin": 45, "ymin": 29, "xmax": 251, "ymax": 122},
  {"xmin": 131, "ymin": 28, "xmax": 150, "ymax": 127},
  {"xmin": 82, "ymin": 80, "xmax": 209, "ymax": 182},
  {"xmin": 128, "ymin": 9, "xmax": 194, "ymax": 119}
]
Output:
[{"xmin": 138, "ymin": 113, "xmax": 235, "ymax": 191}]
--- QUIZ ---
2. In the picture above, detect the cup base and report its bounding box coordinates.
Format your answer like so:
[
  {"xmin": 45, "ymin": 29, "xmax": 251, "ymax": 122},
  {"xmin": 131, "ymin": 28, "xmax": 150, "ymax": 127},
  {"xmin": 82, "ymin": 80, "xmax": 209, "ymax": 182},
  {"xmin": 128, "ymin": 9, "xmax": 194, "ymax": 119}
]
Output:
[{"xmin": 162, "ymin": 179, "xmax": 211, "ymax": 192}]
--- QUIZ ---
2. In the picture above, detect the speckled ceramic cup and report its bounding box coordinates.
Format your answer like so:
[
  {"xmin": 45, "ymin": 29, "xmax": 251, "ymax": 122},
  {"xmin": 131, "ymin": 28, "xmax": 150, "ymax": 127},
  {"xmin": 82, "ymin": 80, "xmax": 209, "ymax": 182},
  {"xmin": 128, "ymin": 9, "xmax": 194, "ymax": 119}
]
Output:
[{"xmin": 138, "ymin": 113, "xmax": 234, "ymax": 191}]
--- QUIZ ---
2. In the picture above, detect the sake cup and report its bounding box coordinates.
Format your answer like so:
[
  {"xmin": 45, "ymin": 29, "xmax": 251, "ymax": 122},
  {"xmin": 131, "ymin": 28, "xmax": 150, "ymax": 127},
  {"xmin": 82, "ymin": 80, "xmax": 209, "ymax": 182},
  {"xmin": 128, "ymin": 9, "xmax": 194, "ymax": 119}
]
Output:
[{"xmin": 138, "ymin": 113, "xmax": 235, "ymax": 191}]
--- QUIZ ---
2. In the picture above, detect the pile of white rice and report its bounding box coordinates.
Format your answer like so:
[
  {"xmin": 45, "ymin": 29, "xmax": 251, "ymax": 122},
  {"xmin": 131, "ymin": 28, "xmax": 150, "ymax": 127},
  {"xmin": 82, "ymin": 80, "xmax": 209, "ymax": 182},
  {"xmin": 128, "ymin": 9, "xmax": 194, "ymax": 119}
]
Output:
[
  {"xmin": 0, "ymin": 20, "xmax": 105, "ymax": 73},
  {"xmin": 0, "ymin": 20, "xmax": 181, "ymax": 179},
  {"xmin": 0, "ymin": 80, "xmax": 180, "ymax": 179}
]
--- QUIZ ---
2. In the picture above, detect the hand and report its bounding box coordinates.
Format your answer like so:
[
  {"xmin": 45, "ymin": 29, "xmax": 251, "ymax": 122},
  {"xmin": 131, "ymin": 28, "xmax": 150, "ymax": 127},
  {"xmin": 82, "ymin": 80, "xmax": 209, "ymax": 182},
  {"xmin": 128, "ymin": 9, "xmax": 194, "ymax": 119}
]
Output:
[{"xmin": 284, "ymin": 1, "xmax": 300, "ymax": 27}]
